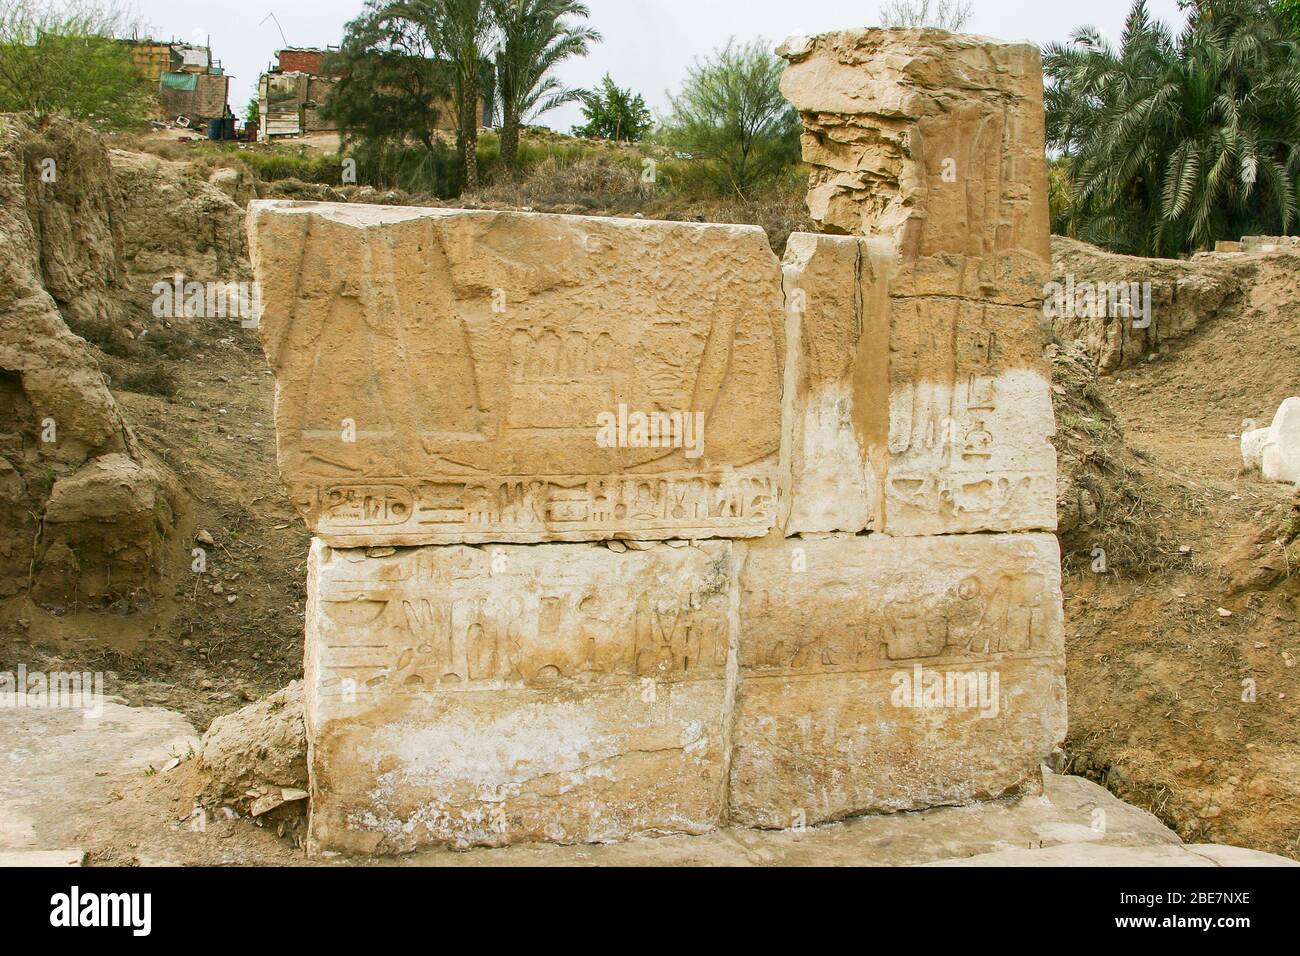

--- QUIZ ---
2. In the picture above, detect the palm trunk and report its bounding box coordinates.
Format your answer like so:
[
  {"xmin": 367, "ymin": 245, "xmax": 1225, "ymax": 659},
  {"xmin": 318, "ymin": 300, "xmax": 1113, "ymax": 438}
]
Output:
[
  {"xmin": 461, "ymin": 67, "xmax": 480, "ymax": 192},
  {"xmin": 501, "ymin": 109, "xmax": 521, "ymax": 178}
]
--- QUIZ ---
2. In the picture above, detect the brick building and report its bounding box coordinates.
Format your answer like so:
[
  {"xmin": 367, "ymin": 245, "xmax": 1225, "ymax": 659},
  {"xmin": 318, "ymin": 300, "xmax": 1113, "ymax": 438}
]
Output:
[{"xmin": 121, "ymin": 38, "xmax": 232, "ymax": 125}]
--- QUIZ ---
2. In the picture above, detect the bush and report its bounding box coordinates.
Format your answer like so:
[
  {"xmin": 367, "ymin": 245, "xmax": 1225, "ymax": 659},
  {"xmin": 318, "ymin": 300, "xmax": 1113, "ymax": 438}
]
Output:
[
  {"xmin": 66, "ymin": 316, "xmax": 136, "ymax": 358},
  {"xmin": 0, "ymin": 0, "xmax": 153, "ymax": 128},
  {"xmin": 238, "ymin": 149, "xmax": 344, "ymax": 186},
  {"xmin": 659, "ymin": 39, "xmax": 802, "ymax": 200},
  {"xmin": 117, "ymin": 364, "xmax": 177, "ymax": 397}
]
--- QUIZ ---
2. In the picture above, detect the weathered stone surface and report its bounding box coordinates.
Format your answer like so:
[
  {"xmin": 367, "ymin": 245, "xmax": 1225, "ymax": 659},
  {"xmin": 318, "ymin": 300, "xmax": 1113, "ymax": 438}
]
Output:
[
  {"xmin": 0, "ymin": 114, "xmax": 179, "ymax": 610},
  {"xmin": 730, "ymin": 533, "xmax": 1065, "ymax": 828},
  {"xmin": 778, "ymin": 29, "xmax": 1051, "ymax": 308},
  {"xmin": 196, "ymin": 681, "xmax": 307, "ymax": 823},
  {"xmin": 305, "ymin": 538, "xmax": 738, "ymax": 852},
  {"xmin": 30, "ymin": 453, "xmax": 177, "ymax": 609},
  {"xmin": 250, "ymin": 201, "xmax": 784, "ymax": 547},
  {"xmin": 780, "ymin": 232, "xmax": 884, "ymax": 534},
  {"xmin": 776, "ymin": 31, "xmax": 1057, "ymax": 535},
  {"xmin": 781, "ymin": 232, "xmax": 1056, "ymax": 535},
  {"xmin": 1241, "ymin": 235, "xmax": 1300, "ymax": 254},
  {"xmin": 258, "ymin": 28, "xmax": 1072, "ymax": 856}
]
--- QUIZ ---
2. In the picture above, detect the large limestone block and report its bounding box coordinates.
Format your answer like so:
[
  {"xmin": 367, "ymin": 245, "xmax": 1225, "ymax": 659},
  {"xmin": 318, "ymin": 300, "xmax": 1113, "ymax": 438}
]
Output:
[
  {"xmin": 305, "ymin": 538, "xmax": 738, "ymax": 852},
  {"xmin": 730, "ymin": 533, "xmax": 1066, "ymax": 828},
  {"xmin": 249, "ymin": 201, "xmax": 785, "ymax": 546},
  {"xmin": 778, "ymin": 29, "xmax": 1052, "ymax": 308},
  {"xmin": 781, "ymin": 232, "xmax": 1056, "ymax": 535}
]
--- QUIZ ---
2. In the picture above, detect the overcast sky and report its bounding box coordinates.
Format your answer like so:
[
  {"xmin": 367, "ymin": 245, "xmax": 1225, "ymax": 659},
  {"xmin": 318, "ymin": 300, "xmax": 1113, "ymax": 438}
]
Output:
[{"xmin": 127, "ymin": 0, "xmax": 1188, "ymax": 126}]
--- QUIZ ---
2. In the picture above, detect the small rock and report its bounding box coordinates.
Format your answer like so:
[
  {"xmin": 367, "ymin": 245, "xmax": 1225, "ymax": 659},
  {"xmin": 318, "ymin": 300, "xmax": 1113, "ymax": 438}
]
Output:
[
  {"xmin": 1216, "ymin": 607, "xmax": 1233, "ymax": 618},
  {"xmin": 196, "ymin": 530, "xmax": 216, "ymax": 546}
]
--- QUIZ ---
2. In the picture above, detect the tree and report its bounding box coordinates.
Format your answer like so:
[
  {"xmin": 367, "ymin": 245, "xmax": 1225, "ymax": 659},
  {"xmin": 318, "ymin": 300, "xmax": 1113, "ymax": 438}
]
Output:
[
  {"xmin": 1279, "ymin": 0, "xmax": 1300, "ymax": 34},
  {"xmin": 1045, "ymin": 0, "xmax": 1300, "ymax": 255},
  {"xmin": 490, "ymin": 0, "xmax": 599, "ymax": 176},
  {"xmin": 436, "ymin": 0, "xmax": 494, "ymax": 190},
  {"xmin": 0, "ymin": 0, "xmax": 152, "ymax": 127},
  {"xmin": 571, "ymin": 74, "xmax": 652, "ymax": 141},
  {"xmin": 880, "ymin": 0, "xmax": 974, "ymax": 30},
  {"xmin": 324, "ymin": 2, "xmax": 453, "ymax": 155},
  {"xmin": 245, "ymin": 97, "xmax": 259, "ymax": 124},
  {"xmin": 661, "ymin": 39, "xmax": 802, "ymax": 199}
]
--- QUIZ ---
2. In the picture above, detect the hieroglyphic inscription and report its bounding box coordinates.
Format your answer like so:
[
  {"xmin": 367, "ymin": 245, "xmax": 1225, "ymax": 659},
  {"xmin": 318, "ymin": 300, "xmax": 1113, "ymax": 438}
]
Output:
[
  {"xmin": 312, "ymin": 540, "xmax": 736, "ymax": 705},
  {"xmin": 739, "ymin": 533, "xmax": 1062, "ymax": 678},
  {"xmin": 297, "ymin": 473, "xmax": 780, "ymax": 544},
  {"xmin": 729, "ymin": 533, "xmax": 1067, "ymax": 829},
  {"xmin": 883, "ymin": 299, "xmax": 1057, "ymax": 535}
]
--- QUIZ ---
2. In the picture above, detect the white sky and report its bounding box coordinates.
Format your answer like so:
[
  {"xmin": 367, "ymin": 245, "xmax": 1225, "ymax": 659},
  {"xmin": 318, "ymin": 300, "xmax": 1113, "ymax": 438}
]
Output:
[{"xmin": 126, "ymin": 0, "xmax": 1189, "ymax": 126}]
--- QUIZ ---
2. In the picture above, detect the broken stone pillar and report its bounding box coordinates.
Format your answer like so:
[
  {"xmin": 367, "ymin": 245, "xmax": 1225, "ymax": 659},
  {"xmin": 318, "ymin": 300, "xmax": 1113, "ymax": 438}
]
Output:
[
  {"xmin": 251, "ymin": 26, "xmax": 1065, "ymax": 856},
  {"xmin": 777, "ymin": 28, "xmax": 1051, "ymax": 307}
]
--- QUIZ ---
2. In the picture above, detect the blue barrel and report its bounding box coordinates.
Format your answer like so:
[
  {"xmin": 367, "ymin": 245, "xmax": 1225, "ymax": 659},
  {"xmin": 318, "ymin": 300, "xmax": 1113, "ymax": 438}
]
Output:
[
  {"xmin": 207, "ymin": 118, "xmax": 222, "ymax": 140},
  {"xmin": 222, "ymin": 116, "xmax": 236, "ymax": 140}
]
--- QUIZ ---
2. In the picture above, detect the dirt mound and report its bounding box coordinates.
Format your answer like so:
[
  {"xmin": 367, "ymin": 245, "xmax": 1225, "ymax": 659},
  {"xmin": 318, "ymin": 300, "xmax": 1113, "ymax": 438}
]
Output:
[
  {"xmin": 1053, "ymin": 240, "xmax": 1300, "ymax": 859},
  {"xmin": 0, "ymin": 114, "xmax": 179, "ymax": 621},
  {"xmin": 109, "ymin": 148, "xmax": 249, "ymax": 303},
  {"xmin": 1050, "ymin": 236, "xmax": 1255, "ymax": 373},
  {"xmin": 1049, "ymin": 341, "xmax": 1178, "ymax": 574}
]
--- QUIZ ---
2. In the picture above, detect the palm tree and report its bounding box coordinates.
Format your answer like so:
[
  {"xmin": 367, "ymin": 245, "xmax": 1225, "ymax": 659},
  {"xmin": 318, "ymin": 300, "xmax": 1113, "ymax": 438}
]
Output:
[
  {"xmin": 1045, "ymin": 0, "xmax": 1300, "ymax": 256},
  {"xmin": 490, "ymin": 0, "xmax": 600, "ymax": 176},
  {"xmin": 433, "ymin": 0, "xmax": 494, "ymax": 190}
]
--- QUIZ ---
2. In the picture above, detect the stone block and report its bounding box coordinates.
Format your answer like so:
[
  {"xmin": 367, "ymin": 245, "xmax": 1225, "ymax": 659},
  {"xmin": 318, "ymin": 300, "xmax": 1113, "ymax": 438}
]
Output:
[
  {"xmin": 781, "ymin": 232, "xmax": 1056, "ymax": 536},
  {"xmin": 250, "ymin": 202, "xmax": 785, "ymax": 546},
  {"xmin": 305, "ymin": 538, "xmax": 738, "ymax": 852},
  {"xmin": 729, "ymin": 533, "xmax": 1066, "ymax": 828}
]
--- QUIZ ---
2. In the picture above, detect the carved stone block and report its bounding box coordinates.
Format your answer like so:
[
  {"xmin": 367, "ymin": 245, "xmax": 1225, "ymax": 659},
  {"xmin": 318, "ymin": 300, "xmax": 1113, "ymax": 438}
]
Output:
[
  {"xmin": 730, "ymin": 533, "xmax": 1066, "ymax": 828},
  {"xmin": 305, "ymin": 539, "xmax": 738, "ymax": 852},
  {"xmin": 250, "ymin": 203, "xmax": 785, "ymax": 546},
  {"xmin": 781, "ymin": 232, "xmax": 1056, "ymax": 536}
]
